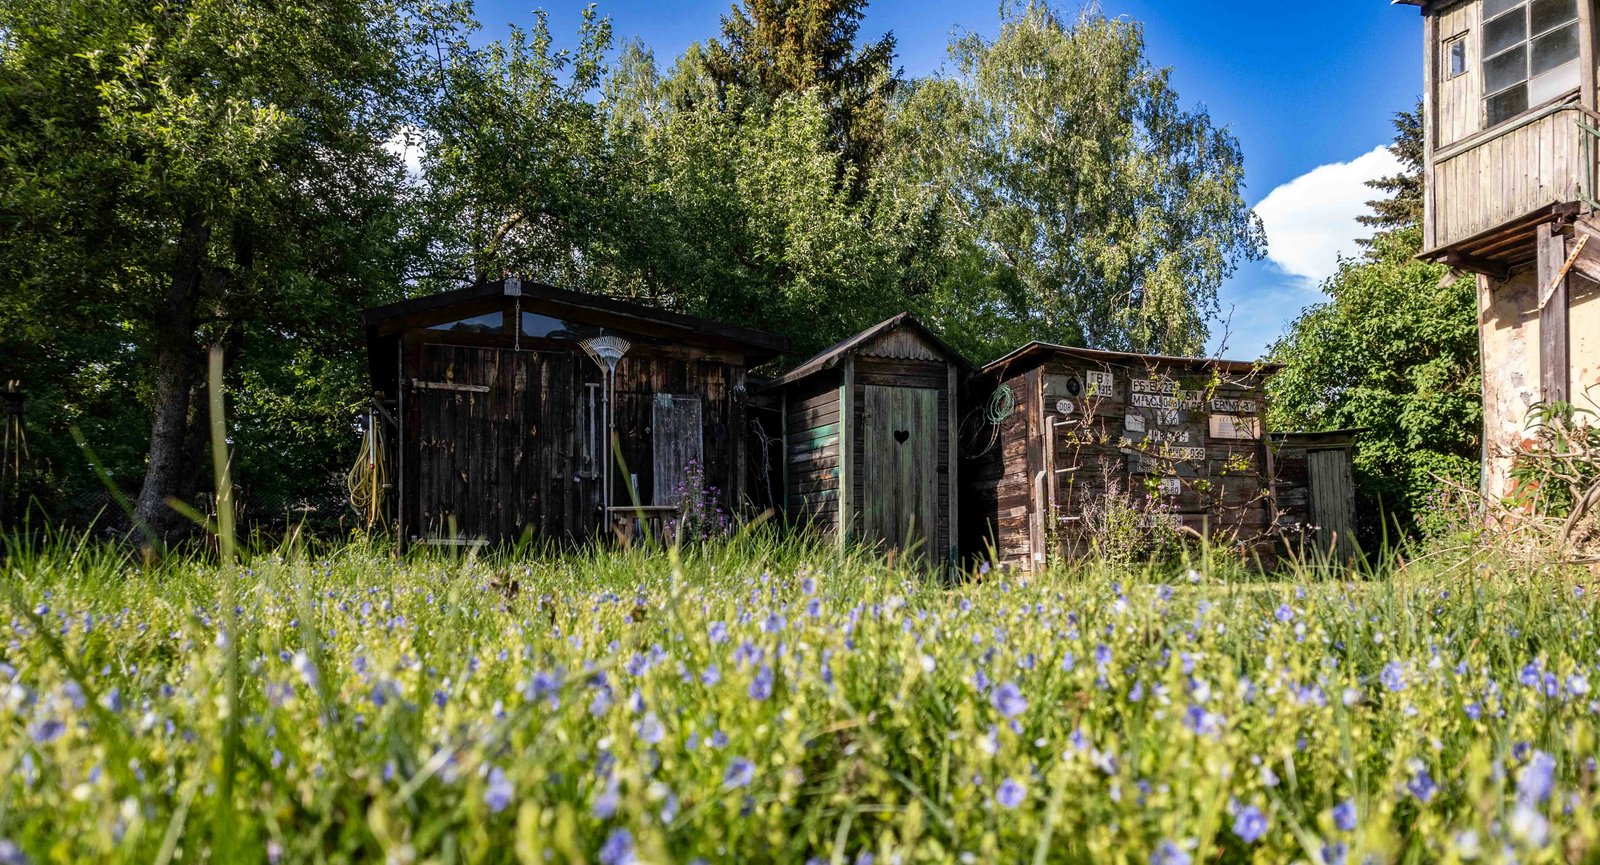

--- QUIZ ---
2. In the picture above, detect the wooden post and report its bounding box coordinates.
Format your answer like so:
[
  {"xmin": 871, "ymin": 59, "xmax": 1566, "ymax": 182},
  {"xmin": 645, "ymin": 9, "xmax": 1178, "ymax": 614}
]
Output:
[
  {"xmin": 1421, "ymin": 7, "xmax": 1438, "ymax": 251},
  {"xmin": 1537, "ymin": 222, "xmax": 1571, "ymax": 403},
  {"xmin": 779, "ymin": 388, "xmax": 789, "ymax": 518},
  {"xmin": 838, "ymin": 358, "xmax": 855, "ymax": 542},
  {"xmin": 947, "ymin": 362, "xmax": 959, "ymax": 573},
  {"xmin": 1581, "ymin": 0, "xmax": 1596, "ymax": 111}
]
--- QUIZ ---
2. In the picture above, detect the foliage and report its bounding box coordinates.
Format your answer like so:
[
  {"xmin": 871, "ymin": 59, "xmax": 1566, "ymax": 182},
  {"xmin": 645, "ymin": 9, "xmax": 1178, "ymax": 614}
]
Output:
[
  {"xmin": 3, "ymin": 535, "xmax": 1600, "ymax": 862},
  {"xmin": 0, "ymin": 0, "xmax": 472, "ymax": 534},
  {"xmin": 704, "ymin": 0, "xmax": 900, "ymax": 198},
  {"xmin": 1356, "ymin": 102, "xmax": 1425, "ymax": 241},
  {"xmin": 879, "ymin": 2, "xmax": 1265, "ymax": 360},
  {"xmin": 1268, "ymin": 101, "xmax": 1480, "ymax": 539}
]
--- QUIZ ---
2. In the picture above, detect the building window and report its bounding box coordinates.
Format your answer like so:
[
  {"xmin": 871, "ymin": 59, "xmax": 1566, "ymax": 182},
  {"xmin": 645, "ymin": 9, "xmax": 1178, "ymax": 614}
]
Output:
[
  {"xmin": 1445, "ymin": 34, "xmax": 1469, "ymax": 78},
  {"xmin": 1483, "ymin": 0, "xmax": 1581, "ymax": 126}
]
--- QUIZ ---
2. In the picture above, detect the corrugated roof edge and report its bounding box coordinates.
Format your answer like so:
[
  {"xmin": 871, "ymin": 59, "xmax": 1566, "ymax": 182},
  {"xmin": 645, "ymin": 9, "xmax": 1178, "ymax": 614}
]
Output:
[{"xmin": 978, "ymin": 341, "xmax": 1283, "ymax": 380}]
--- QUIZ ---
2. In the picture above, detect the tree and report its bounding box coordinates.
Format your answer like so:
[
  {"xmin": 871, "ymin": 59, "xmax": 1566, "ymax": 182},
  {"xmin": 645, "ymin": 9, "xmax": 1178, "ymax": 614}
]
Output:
[
  {"xmin": 1357, "ymin": 100, "xmax": 1425, "ymax": 240},
  {"xmin": 880, "ymin": 3, "xmax": 1264, "ymax": 361},
  {"xmin": 0, "ymin": 0, "xmax": 469, "ymax": 536},
  {"xmin": 704, "ymin": 0, "xmax": 899, "ymax": 197},
  {"xmin": 1268, "ymin": 104, "xmax": 1479, "ymax": 537}
]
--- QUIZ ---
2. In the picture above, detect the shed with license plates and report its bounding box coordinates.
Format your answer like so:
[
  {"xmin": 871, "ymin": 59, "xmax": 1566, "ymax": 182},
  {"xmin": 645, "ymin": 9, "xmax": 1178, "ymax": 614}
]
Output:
[
  {"xmin": 766, "ymin": 314, "xmax": 972, "ymax": 567},
  {"xmin": 962, "ymin": 342, "xmax": 1279, "ymax": 569},
  {"xmin": 362, "ymin": 278, "xmax": 786, "ymax": 546}
]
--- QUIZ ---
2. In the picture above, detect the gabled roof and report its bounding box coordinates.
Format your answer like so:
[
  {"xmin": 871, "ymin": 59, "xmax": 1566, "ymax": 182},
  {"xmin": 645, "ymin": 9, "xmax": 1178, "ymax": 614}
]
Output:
[
  {"xmin": 764, "ymin": 312, "xmax": 975, "ymax": 389},
  {"xmin": 979, "ymin": 341, "xmax": 1281, "ymax": 380},
  {"xmin": 363, "ymin": 278, "xmax": 787, "ymax": 359}
]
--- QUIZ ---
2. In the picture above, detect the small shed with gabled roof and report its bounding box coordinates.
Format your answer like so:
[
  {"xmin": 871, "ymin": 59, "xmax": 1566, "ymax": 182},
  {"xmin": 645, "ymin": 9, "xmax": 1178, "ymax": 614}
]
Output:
[{"xmin": 766, "ymin": 313, "xmax": 973, "ymax": 566}]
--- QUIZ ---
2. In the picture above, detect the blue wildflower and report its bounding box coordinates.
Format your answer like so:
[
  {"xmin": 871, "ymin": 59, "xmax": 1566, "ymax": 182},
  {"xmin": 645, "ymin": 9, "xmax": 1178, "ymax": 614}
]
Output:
[
  {"xmin": 483, "ymin": 767, "xmax": 513, "ymax": 814},
  {"xmin": 724, "ymin": 757, "xmax": 755, "ymax": 789},
  {"xmin": 1517, "ymin": 750, "xmax": 1556, "ymax": 804},
  {"xmin": 996, "ymin": 777, "xmax": 1026, "ymax": 809},
  {"xmin": 1406, "ymin": 764, "xmax": 1438, "ymax": 802},
  {"xmin": 991, "ymin": 682, "xmax": 1028, "ymax": 718},
  {"xmin": 1149, "ymin": 839, "xmax": 1192, "ymax": 865},
  {"xmin": 1274, "ymin": 604, "xmax": 1294, "ymax": 623},
  {"xmin": 1380, "ymin": 661, "xmax": 1406, "ymax": 692},
  {"xmin": 598, "ymin": 828, "xmax": 636, "ymax": 865},
  {"xmin": 748, "ymin": 665, "xmax": 774, "ymax": 701},
  {"xmin": 1332, "ymin": 799, "xmax": 1357, "ymax": 832},
  {"xmin": 1232, "ymin": 804, "xmax": 1268, "ymax": 843},
  {"xmin": 636, "ymin": 713, "xmax": 665, "ymax": 745}
]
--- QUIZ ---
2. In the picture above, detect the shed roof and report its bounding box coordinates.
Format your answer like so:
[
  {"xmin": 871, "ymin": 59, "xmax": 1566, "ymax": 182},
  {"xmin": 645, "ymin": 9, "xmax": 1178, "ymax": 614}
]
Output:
[
  {"xmin": 979, "ymin": 341, "xmax": 1281, "ymax": 380},
  {"xmin": 764, "ymin": 312, "xmax": 975, "ymax": 389},
  {"xmin": 363, "ymin": 278, "xmax": 787, "ymax": 359}
]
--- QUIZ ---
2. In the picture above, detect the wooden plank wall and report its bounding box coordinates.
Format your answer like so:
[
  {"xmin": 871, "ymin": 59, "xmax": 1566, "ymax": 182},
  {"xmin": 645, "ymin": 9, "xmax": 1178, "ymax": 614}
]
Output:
[
  {"xmin": 784, "ymin": 370, "xmax": 843, "ymax": 532},
  {"xmin": 1430, "ymin": 104, "xmax": 1587, "ymax": 250},
  {"xmin": 1435, "ymin": 0, "xmax": 1480, "ymax": 149},
  {"xmin": 401, "ymin": 339, "xmax": 748, "ymax": 544},
  {"xmin": 1272, "ymin": 441, "xmax": 1358, "ymax": 562},
  {"xmin": 964, "ymin": 355, "xmax": 1272, "ymax": 569}
]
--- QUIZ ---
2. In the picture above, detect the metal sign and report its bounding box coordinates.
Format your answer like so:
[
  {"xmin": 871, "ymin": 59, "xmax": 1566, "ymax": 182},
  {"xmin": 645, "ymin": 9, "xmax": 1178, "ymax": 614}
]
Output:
[
  {"xmin": 1209, "ymin": 414, "xmax": 1262, "ymax": 440},
  {"xmin": 1209, "ymin": 398, "xmax": 1258, "ymax": 413},
  {"xmin": 1055, "ymin": 398, "xmax": 1076, "ymax": 415},
  {"xmin": 1085, "ymin": 370, "xmax": 1116, "ymax": 396}
]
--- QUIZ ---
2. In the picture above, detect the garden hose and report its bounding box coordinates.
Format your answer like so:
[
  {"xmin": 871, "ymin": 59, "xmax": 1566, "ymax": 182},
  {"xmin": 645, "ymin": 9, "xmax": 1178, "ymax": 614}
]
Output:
[{"xmin": 346, "ymin": 409, "xmax": 387, "ymax": 529}]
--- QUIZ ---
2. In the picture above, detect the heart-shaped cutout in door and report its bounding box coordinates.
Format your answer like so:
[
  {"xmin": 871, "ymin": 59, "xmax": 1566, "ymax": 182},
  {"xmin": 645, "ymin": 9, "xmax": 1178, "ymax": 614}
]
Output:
[{"xmin": 893, "ymin": 429, "xmax": 910, "ymax": 444}]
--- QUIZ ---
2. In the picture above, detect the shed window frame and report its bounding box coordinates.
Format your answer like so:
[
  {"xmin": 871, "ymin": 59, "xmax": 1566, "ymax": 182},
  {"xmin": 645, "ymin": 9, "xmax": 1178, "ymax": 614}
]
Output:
[
  {"xmin": 1444, "ymin": 32, "xmax": 1470, "ymax": 79},
  {"xmin": 1480, "ymin": 0, "xmax": 1582, "ymax": 129}
]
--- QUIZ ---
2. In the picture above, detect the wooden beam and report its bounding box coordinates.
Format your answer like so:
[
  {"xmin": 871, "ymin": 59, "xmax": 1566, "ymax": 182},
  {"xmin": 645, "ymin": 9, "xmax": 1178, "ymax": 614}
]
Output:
[
  {"xmin": 1423, "ymin": 6, "xmax": 1438, "ymax": 250},
  {"xmin": 1537, "ymin": 222, "xmax": 1572, "ymax": 403},
  {"xmin": 947, "ymin": 362, "xmax": 959, "ymax": 576},
  {"xmin": 1441, "ymin": 250, "xmax": 1511, "ymax": 282},
  {"xmin": 1581, "ymin": 0, "xmax": 1597, "ymax": 112},
  {"xmin": 838, "ymin": 357, "xmax": 854, "ymax": 542}
]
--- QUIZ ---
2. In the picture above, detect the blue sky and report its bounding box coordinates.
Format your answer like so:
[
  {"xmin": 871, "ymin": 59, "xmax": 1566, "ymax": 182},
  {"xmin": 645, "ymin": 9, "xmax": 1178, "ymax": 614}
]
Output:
[{"xmin": 474, "ymin": 0, "xmax": 1426, "ymax": 359}]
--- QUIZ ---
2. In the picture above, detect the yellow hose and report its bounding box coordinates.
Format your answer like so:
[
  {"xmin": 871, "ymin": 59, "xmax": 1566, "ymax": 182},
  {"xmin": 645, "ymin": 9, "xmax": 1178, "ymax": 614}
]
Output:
[{"xmin": 346, "ymin": 410, "xmax": 387, "ymax": 530}]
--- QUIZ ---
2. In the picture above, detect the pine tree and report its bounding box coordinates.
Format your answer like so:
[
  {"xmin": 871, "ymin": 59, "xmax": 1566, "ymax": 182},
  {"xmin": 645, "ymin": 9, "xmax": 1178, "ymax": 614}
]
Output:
[{"xmin": 1357, "ymin": 101, "xmax": 1425, "ymax": 240}]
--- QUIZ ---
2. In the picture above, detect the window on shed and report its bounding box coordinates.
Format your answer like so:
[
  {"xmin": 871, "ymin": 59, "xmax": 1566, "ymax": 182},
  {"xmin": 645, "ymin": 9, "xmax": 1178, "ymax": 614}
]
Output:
[
  {"xmin": 520, "ymin": 311, "xmax": 604, "ymax": 341},
  {"xmin": 427, "ymin": 311, "xmax": 503, "ymax": 333},
  {"xmin": 1444, "ymin": 33, "xmax": 1469, "ymax": 79},
  {"xmin": 1482, "ymin": 0, "xmax": 1580, "ymax": 127}
]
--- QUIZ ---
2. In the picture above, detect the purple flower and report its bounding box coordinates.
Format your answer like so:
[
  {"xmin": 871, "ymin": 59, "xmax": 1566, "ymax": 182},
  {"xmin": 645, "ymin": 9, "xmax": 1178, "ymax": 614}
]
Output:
[
  {"xmin": 1321, "ymin": 841, "xmax": 1348, "ymax": 865},
  {"xmin": 1274, "ymin": 604, "xmax": 1294, "ymax": 623},
  {"xmin": 29, "ymin": 719, "xmax": 63, "ymax": 744},
  {"xmin": 1380, "ymin": 662, "xmax": 1406, "ymax": 693},
  {"xmin": 748, "ymin": 665, "xmax": 774, "ymax": 701},
  {"xmin": 1406, "ymin": 764, "xmax": 1437, "ymax": 803},
  {"xmin": 483, "ymin": 767, "xmax": 513, "ymax": 813},
  {"xmin": 0, "ymin": 839, "xmax": 25, "ymax": 865},
  {"xmin": 1232, "ymin": 804, "xmax": 1268, "ymax": 843},
  {"xmin": 1149, "ymin": 840, "xmax": 1192, "ymax": 865},
  {"xmin": 1517, "ymin": 750, "xmax": 1556, "ymax": 804},
  {"xmin": 598, "ymin": 829, "xmax": 636, "ymax": 865},
  {"xmin": 1332, "ymin": 799, "xmax": 1357, "ymax": 832},
  {"xmin": 636, "ymin": 713, "xmax": 665, "ymax": 745},
  {"xmin": 991, "ymin": 682, "xmax": 1028, "ymax": 718},
  {"xmin": 724, "ymin": 757, "xmax": 755, "ymax": 789},
  {"xmin": 996, "ymin": 777, "xmax": 1026, "ymax": 808}
]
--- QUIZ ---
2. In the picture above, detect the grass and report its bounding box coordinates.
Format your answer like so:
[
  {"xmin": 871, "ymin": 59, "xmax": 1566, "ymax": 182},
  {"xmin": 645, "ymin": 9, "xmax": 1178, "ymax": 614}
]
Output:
[{"xmin": 0, "ymin": 527, "xmax": 1597, "ymax": 864}]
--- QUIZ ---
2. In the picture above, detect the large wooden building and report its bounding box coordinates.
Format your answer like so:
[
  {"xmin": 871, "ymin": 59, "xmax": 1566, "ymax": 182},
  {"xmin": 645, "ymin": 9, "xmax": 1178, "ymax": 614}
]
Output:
[
  {"xmin": 963, "ymin": 343, "xmax": 1276, "ymax": 569},
  {"xmin": 1399, "ymin": 0, "xmax": 1600, "ymax": 498},
  {"xmin": 767, "ymin": 314, "xmax": 971, "ymax": 566},
  {"xmin": 363, "ymin": 279, "xmax": 786, "ymax": 545}
]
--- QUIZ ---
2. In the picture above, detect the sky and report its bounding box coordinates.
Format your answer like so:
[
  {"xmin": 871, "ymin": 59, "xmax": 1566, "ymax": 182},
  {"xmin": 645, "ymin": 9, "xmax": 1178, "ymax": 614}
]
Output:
[{"xmin": 471, "ymin": 0, "xmax": 1426, "ymax": 359}]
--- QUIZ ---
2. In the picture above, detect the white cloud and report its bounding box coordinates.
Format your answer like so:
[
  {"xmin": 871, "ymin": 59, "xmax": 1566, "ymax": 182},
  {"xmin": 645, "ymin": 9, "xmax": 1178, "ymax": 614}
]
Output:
[
  {"xmin": 1254, "ymin": 145, "xmax": 1402, "ymax": 285},
  {"xmin": 383, "ymin": 124, "xmax": 426, "ymax": 177}
]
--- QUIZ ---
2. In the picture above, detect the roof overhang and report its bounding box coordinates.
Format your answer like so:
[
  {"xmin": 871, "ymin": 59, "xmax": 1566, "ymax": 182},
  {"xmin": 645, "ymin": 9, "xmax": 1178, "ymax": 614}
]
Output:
[
  {"xmin": 979, "ymin": 341, "xmax": 1281, "ymax": 381},
  {"xmin": 764, "ymin": 312, "xmax": 975, "ymax": 390}
]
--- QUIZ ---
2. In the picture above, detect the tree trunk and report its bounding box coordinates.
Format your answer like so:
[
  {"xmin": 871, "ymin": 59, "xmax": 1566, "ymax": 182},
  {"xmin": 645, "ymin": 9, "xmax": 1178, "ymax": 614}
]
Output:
[{"xmin": 133, "ymin": 213, "xmax": 210, "ymax": 541}]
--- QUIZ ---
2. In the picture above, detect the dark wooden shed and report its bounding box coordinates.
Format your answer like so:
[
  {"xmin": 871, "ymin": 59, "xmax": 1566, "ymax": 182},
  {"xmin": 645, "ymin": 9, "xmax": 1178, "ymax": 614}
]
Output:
[
  {"xmin": 964, "ymin": 343, "xmax": 1278, "ymax": 569},
  {"xmin": 1270, "ymin": 429, "xmax": 1363, "ymax": 562},
  {"xmin": 766, "ymin": 314, "xmax": 972, "ymax": 566},
  {"xmin": 363, "ymin": 279, "xmax": 786, "ymax": 545}
]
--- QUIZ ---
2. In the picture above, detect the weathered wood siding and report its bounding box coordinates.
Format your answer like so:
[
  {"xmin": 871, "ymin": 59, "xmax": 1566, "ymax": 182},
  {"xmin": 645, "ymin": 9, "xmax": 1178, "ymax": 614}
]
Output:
[
  {"xmin": 965, "ymin": 353, "xmax": 1272, "ymax": 569},
  {"xmin": 784, "ymin": 370, "xmax": 843, "ymax": 532},
  {"xmin": 1271, "ymin": 436, "xmax": 1359, "ymax": 562},
  {"xmin": 401, "ymin": 337, "xmax": 748, "ymax": 543},
  {"xmin": 1436, "ymin": 0, "xmax": 1482, "ymax": 148},
  {"xmin": 1429, "ymin": 104, "xmax": 1589, "ymax": 251},
  {"xmin": 852, "ymin": 355, "xmax": 954, "ymax": 561}
]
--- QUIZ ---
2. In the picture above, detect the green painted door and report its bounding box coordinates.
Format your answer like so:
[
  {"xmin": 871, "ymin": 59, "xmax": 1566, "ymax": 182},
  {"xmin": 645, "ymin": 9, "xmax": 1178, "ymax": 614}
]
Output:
[{"xmin": 862, "ymin": 385, "xmax": 939, "ymax": 559}]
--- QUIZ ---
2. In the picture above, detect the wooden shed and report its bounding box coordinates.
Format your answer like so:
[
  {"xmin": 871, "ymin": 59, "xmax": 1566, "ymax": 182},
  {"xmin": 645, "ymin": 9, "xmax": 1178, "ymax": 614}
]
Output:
[
  {"xmin": 767, "ymin": 314, "xmax": 972, "ymax": 566},
  {"xmin": 963, "ymin": 343, "xmax": 1277, "ymax": 569},
  {"xmin": 363, "ymin": 279, "xmax": 786, "ymax": 545},
  {"xmin": 1270, "ymin": 429, "xmax": 1363, "ymax": 562}
]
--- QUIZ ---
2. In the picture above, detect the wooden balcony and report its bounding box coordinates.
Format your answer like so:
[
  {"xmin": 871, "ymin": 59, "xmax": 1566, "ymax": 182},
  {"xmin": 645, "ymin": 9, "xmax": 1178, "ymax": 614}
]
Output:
[{"xmin": 1424, "ymin": 100, "xmax": 1597, "ymax": 272}]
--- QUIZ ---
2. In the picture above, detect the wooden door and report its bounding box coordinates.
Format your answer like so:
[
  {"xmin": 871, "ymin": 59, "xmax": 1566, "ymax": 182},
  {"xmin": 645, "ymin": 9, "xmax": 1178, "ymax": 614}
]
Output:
[
  {"xmin": 862, "ymin": 385, "xmax": 939, "ymax": 558},
  {"xmin": 1308, "ymin": 448, "xmax": 1358, "ymax": 561},
  {"xmin": 413, "ymin": 344, "xmax": 540, "ymax": 542},
  {"xmin": 652, "ymin": 394, "xmax": 704, "ymax": 506}
]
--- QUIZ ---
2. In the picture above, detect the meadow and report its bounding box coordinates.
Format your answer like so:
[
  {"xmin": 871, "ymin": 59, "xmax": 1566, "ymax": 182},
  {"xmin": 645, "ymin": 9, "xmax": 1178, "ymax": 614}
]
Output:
[{"xmin": 1, "ymin": 531, "xmax": 1597, "ymax": 865}]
